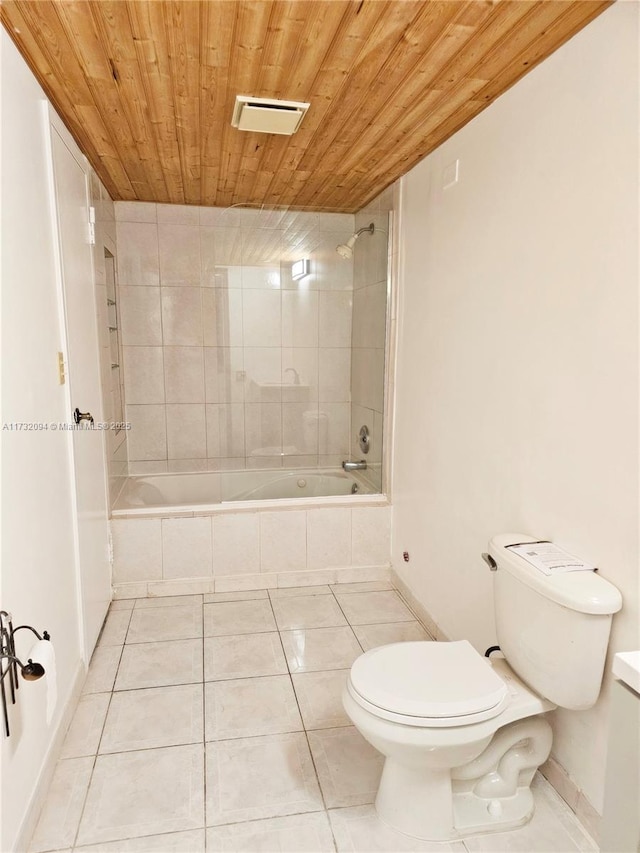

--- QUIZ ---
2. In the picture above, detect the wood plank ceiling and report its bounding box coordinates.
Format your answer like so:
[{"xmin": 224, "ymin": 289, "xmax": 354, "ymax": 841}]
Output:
[{"xmin": 1, "ymin": 0, "xmax": 610, "ymax": 212}]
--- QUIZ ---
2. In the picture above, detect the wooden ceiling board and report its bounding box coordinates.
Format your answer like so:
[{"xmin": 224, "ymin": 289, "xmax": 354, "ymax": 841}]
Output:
[{"xmin": 1, "ymin": 0, "xmax": 611, "ymax": 213}]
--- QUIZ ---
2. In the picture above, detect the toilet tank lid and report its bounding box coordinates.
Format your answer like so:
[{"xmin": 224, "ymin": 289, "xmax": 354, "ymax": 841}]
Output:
[
  {"xmin": 489, "ymin": 534, "xmax": 622, "ymax": 615},
  {"xmin": 349, "ymin": 640, "xmax": 509, "ymax": 720}
]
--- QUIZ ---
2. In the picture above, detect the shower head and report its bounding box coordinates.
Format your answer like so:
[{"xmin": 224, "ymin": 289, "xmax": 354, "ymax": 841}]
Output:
[{"xmin": 336, "ymin": 222, "xmax": 374, "ymax": 259}]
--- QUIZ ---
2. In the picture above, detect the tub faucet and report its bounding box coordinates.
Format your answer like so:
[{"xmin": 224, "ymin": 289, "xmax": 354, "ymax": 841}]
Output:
[
  {"xmin": 284, "ymin": 367, "xmax": 300, "ymax": 385},
  {"xmin": 342, "ymin": 460, "xmax": 367, "ymax": 472}
]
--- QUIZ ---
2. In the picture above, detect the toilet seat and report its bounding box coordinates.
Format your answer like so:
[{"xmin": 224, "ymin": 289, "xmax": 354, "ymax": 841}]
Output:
[{"xmin": 348, "ymin": 640, "xmax": 511, "ymax": 728}]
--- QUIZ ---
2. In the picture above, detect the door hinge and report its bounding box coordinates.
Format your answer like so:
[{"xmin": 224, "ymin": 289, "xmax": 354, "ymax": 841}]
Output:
[{"xmin": 88, "ymin": 206, "xmax": 96, "ymax": 246}]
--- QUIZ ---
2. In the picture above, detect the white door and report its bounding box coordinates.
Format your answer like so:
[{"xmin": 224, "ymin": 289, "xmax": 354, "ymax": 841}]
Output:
[{"xmin": 49, "ymin": 120, "xmax": 111, "ymax": 657}]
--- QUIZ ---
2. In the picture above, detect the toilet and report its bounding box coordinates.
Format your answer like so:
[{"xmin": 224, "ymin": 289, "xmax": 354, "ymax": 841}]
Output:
[{"xmin": 343, "ymin": 534, "xmax": 622, "ymax": 841}]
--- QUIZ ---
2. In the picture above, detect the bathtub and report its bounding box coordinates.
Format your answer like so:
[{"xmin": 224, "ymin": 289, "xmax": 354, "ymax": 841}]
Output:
[{"xmin": 112, "ymin": 467, "xmax": 376, "ymax": 517}]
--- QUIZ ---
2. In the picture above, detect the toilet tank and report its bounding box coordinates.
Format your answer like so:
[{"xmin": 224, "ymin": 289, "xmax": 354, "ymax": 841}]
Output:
[{"xmin": 489, "ymin": 534, "xmax": 622, "ymax": 710}]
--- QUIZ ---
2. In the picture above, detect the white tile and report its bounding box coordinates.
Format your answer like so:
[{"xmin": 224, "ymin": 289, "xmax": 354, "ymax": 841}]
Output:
[
  {"xmin": 116, "ymin": 222, "xmax": 159, "ymax": 287},
  {"xmin": 158, "ymin": 224, "xmax": 201, "ymax": 286},
  {"xmin": 98, "ymin": 610, "xmax": 132, "ymax": 646},
  {"xmin": 126, "ymin": 604, "xmax": 203, "ymax": 643},
  {"xmin": 272, "ymin": 594, "xmax": 347, "ymax": 630},
  {"xmin": 202, "ymin": 288, "xmax": 243, "ymax": 346},
  {"xmin": 113, "ymin": 582, "xmax": 149, "ymax": 600},
  {"xmin": 136, "ymin": 594, "xmax": 203, "ymax": 608},
  {"xmin": 214, "ymin": 572, "xmax": 278, "ymax": 593},
  {"xmin": 292, "ymin": 669, "xmax": 351, "ymax": 730},
  {"xmin": 204, "ymin": 589, "xmax": 268, "ymax": 602},
  {"xmin": 166, "ymin": 404, "xmax": 207, "ymax": 459},
  {"xmin": 114, "ymin": 201, "xmax": 157, "ymax": 223},
  {"xmin": 332, "ymin": 566, "xmax": 391, "ymax": 585},
  {"xmin": 241, "ymin": 229, "xmax": 281, "ymax": 264},
  {"xmin": 112, "ymin": 518, "xmax": 162, "ymax": 583},
  {"xmin": 123, "ymin": 347, "xmax": 165, "ymax": 404},
  {"xmin": 210, "ymin": 225, "xmax": 243, "ymax": 263},
  {"xmin": 205, "ymin": 733, "xmax": 322, "ymax": 825},
  {"xmin": 162, "ymin": 517, "xmax": 212, "ymax": 579},
  {"xmin": 282, "ymin": 290, "xmax": 319, "ymax": 348},
  {"xmin": 29, "ymin": 757, "xmax": 94, "ymax": 853},
  {"xmin": 328, "ymin": 805, "xmax": 466, "ymax": 852},
  {"xmin": 100, "ymin": 684, "xmax": 203, "ymax": 753},
  {"xmin": 83, "ymin": 646, "xmax": 121, "ymax": 694},
  {"xmin": 60, "ymin": 693, "xmax": 110, "ymax": 759},
  {"xmin": 330, "ymin": 580, "xmax": 392, "ymax": 593},
  {"xmin": 164, "ymin": 346, "xmax": 205, "ymax": 403},
  {"xmin": 157, "ymin": 204, "xmax": 200, "ymax": 225},
  {"xmin": 319, "ymin": 403, "xmax": 350, "ymax": 455},
  {"xmin": 206, "ymin": 403, "xmax": 245, "ymax": 459},
  {"xmin": 204, "ymin": 347, "xmax": 244, "ymax": 403},
  {"xmin": 244, "ymin": 347, "xmax": 282, "ymax": 402},
  {"xmin": 307, "ymin": 508, "xmax": 351, "ymax": 570},
  {"xmin": 281, "ymin": 627, "xmax": 362, "ymax": 673},
  {"xmin": 161, "ymin": 287, "xmax": 203, "ymax": 346},
  {"xmin": 242, "ymin": 290, "xmax": 281, "ymax": 347},
  {"xmin": 308, "ymin": 726, "xmax": 383, "ymax": 808},
  {"xmin": 245, "ymin": 403, "xmax": 282, "ymax": 459},
  {"xmin": 204, "ymin": 633, "xmax": 287, "ymax": 681},
  {"xmin": 277, "ymin": 569, "xmax": 337, "ymax": 589},
  {"xmin": 353, "ymin": 621, "xmax": 431, "ymax": 650},
  {"xmin": 351, "ymin": 506, "xmax": 390, "ymax": 566},
  {"xmin": 76, "ymin": 829, "xmax": 205, "ymax": 853},
  {"xmin": 167, "ymin": 458, "xmax": 209, "ymax": 473},
  {"xmin": 260, "ymin": 511, "xmax": 306, "ymax": 573},
  {"xmin": 464, "ymin": 775, "xmax": 597, "ymax": 852},
  {"xmin": 319, "ymin": 291, "xmax": 352, "ymax": 347},
  {"xmin": 351, "ymin": 347, "xmax": 384, "ymax": 412},
  {"xmin": 119, "ymin": 286, "xmax": 162, "ymax": 345},
  {"xmin": 334, "ymin": 590, "xmax": 414, "ymax": 625},
  {"xmin": 282, "ymin": 402, "xmax": 315, "ymax": 455},
  {"xmin": 269, "ymin": 585, "xmax": 332, "ymax": 598},
  {"xmin": 125, "ymin": 405, "xmax": 167, "ymax": 464},
  {"xmin": 204, "ymin": 599, "xmax": 276, "ymax": 636},
  {"xmin": 116, "ymin": 639, "xmax": 203, "ymax": 690},
  {"xmin": 319, "ymin": 348, "xmax": 351, "ymax": 402},
  {"xmin": 77, "ymin": 745, "xmax": 204, "ymax": 845},
  {"xmin": 281, "ymin": 348, "xmax": 319, "ymax": 402},
  {"xmin": 206, "ymin": 813, "xmax": 334, "ymax": 852},
  {"xmin": 242, "ymin": 263, "xmax": 282, "ymax": 289},
  {"xmin": 212, "ymin": 513, "xmax": 260, "ymax": 575},
  {"xmin": 146, "ymin": 578, "xmax": 214, "ymax": 597},
  {"xmin": 205, "ymin": 675, "xmax": 302, "ymax": 740}
]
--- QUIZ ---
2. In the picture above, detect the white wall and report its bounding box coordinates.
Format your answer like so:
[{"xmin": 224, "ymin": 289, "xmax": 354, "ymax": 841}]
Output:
[
  {"xmin": 1, "ymin": 33, "xmax": 84, "ymax": 851},
  {"xmin": 392, "ymin": 1, "xmax": 638, "ymax": 816}
]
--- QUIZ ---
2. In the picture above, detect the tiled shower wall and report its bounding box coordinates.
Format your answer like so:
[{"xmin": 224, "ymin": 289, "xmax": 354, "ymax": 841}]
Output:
[
  {"xmin": 350, "ymin": 188, "xmax": 394, "ymax": 492},
  {"xmin": 115, "ymin": 203, "xmax": 357, "ymax": 473}
]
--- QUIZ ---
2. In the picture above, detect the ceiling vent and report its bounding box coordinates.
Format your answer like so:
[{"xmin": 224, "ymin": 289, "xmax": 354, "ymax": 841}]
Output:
[{"xmin": 231, "ymin": 96, "xmax": 310, "ymax": 135}]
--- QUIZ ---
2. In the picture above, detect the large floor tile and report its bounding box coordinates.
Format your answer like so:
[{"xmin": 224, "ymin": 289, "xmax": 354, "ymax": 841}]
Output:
[
  {"xmin": 206, "ymin": 733, "xmax": 323, "ymax": 825},
  {"xmin": 126, "ymin": 604, "xmax": 203, "ymax": 643},
  {"xmin": 135, "ymin": 594, "xmax": 203, "ymax": 609},
  {"xmin": 100, "ymin": 684, "xmax": 203, "ymax": 753},
  {"xmin": 334, "ymin": 590, "xmax": 415, "ymax": 625},
  {"xmin": 281, "ymin": 626, "xmax": 363, "ymax": 673},
  {"xmin": 77, "ymin": 744, "xmax": 204, "ymax": 845},
  {"xmin": 206, "ymin": 812, "xmax": 334, "ymax": 852},
  {"xmin": 353, "ymin": 620, "xmax": 431, "ymax": 651},
  {"xmin": 76, "ymin": 829, "xmax": 205, "ymax": 852},
  {"xmin": 83, "ymin": 646, "xmax": 122, "ymax": 694},
  {"xmin": 463, "ymin": 775, "xmax": 598, "ymax": 852},
  {"xmin": 204, "ymin": 599, "xmax": 276, "ymax": 636},
  {"xmin": 60, "ymin": 693, "xmax": 110, "ymax": 759},
  {"xmin": 272, "ymin": 594, "xmax": 348, "ymax": 630},
  {"xmin": 205, "ymin": 675, "xmax": 302, "ymax": 740},
  {"xmin": 98, "ymin": 610, "xmax": 132, "ymax": 646},
  {"xmin": 292, "ymin": 669, "xmax": 351, "ymax": 730},
  {"xmin": 308, "ymin": 726, "xmax": 383, "ymax": 808},
  {"xmin": 109, "ymin": 598, "xmax": 136, "ymax": 611},
  {"xmin": 328, "ymin": 805, "xmax": 467, "ymax": 852},
  {"xmin": 28, "ymin": 757, "xmax": 94, "ymax": 852},
  {"xmin": 204, "ymin": 633, "xmax": 287, "ymax": 681},
  {"xmin": 115, "ymin": 639, "xmax": 203, "ymax": 690}
]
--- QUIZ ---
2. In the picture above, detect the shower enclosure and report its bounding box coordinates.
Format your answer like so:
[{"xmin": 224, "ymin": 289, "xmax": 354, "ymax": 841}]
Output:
[{"xmin": 111, "ymin": 193, "xmax": 391, "ymax": 512}]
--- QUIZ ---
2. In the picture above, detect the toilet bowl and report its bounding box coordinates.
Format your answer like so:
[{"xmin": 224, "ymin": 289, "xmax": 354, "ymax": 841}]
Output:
[
  {"xmin": 342, "ymin": 534, "xmax": 622, "ymax": 841},
  {"xmin": 343, "ymin": 640, "xmax": 554, "ymax": 840}
]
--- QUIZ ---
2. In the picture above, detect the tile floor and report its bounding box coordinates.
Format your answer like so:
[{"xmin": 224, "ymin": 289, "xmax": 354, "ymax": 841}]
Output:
[{"xmin": 29, "ymin": 583, "xmax": 597, "ymax": 853}]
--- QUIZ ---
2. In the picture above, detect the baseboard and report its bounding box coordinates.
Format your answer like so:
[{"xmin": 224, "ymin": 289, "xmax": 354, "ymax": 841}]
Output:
[
  {"xmin": 390, "ymin": 568, "xmax": 601, "ymax": 842},
  {"xmin": 12, "ymin": 660, "xmax": 86, "ymax": 853},
  {"xmin": 113, "ymin": 564, "xmax": 392, "ymax": 599}
]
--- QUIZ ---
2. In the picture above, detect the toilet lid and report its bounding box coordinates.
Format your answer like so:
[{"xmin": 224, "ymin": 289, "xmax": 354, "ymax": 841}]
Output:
[{"xmin": 349, "ymin": 640, "xmax": 509, "ymax": 720}]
